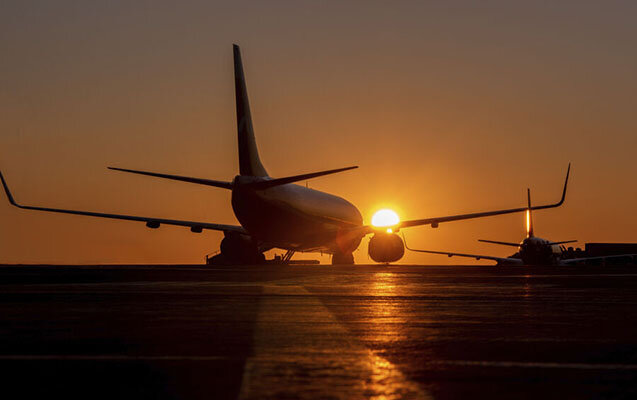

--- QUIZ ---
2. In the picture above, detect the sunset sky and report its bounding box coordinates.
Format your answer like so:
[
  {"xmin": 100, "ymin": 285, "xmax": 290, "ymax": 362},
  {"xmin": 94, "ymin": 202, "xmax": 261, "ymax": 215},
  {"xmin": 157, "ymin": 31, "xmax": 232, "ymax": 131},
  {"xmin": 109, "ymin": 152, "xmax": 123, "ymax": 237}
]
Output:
[{"xmin": 1, "ymin": 1, "xmax": 636, "ymax": 264}]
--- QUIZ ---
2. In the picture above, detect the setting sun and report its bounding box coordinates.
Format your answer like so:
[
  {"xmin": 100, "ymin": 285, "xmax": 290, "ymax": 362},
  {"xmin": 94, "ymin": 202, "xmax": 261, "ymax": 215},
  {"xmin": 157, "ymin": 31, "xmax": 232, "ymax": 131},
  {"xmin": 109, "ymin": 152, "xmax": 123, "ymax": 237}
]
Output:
[{"xmin": 371, "ymin": 209, "xmax": 400, "ymax": 228}]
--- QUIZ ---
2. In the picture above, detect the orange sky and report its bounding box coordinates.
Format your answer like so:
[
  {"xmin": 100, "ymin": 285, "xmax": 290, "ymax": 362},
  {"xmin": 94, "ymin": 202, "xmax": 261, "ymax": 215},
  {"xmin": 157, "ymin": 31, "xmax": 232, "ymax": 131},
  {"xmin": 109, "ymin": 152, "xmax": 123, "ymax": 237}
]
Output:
[{"xmin": 1, "ymin": 1, "xmax": 636, "ymax": 264}]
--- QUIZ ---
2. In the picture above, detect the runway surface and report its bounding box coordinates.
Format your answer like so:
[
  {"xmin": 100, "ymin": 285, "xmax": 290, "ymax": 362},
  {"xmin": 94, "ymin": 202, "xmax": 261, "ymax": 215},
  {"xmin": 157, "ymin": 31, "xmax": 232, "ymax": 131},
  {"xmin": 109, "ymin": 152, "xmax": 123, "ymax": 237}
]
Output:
[{"xmin": 1, "ymin": 264, "xmax": 637, "ymax": 399}]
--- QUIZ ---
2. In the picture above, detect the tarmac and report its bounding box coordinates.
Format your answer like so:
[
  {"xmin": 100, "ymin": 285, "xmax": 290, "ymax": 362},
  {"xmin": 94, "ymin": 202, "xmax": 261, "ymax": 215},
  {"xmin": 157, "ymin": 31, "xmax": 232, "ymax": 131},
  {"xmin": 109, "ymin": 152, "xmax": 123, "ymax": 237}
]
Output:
[{"xmin": 1, "ymin": 264, "xmax": 637, "ymax": 399}]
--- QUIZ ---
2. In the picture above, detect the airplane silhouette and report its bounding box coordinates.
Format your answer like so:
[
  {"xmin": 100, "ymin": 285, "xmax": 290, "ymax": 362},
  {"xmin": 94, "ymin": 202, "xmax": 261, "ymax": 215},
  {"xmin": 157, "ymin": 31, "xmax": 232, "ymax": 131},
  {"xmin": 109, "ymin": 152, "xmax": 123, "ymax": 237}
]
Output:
[
  {"xmin": 405, "ymin": 186, "xmax": 578, "ymax": 266},
  {"xmin": 407, "ymin": 182, "xmax": 637, "ymax": 267},
  {"xmin": 0, "ymin": 45, "xmax": 570, "ymax": 265}
]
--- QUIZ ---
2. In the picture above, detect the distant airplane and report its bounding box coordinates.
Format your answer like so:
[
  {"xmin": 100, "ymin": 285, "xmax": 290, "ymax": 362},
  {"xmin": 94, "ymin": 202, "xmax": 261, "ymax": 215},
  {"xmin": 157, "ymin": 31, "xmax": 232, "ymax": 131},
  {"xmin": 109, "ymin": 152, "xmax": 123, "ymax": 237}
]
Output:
[
  {"xmin": 406, "ymin": 188, "xmax": 636, "ymax": 266},
  {"xmin": 0, "ymin": 44, "xmax": 570, "ymax": 265}
]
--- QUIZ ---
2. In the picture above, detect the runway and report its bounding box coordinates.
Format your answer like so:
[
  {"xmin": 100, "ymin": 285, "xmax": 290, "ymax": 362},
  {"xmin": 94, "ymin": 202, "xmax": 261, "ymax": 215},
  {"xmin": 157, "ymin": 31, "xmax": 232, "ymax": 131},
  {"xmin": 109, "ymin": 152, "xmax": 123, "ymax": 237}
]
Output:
[{"xmin": 1, "ymin": 264, "xmax": 636, "ymax": 399}]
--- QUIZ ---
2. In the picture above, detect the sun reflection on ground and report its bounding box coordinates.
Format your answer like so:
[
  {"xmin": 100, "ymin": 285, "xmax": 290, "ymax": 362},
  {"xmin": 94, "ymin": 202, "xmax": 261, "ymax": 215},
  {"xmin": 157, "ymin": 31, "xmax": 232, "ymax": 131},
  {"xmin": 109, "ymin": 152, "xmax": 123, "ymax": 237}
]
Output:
[
  {"xmin": 362, "ymin": 350, "xmax": 429, "ymax": 400},
  {"xmin": 361, "ymin": 273, "xmax": 432, "ymax": 399},
  {"xmin": 238, "ymin": 283, "xmax": 431, "ymax": 399},
  {"xmin": 364, "ymin": 272, "xmax": 410, "ymax": 343}
]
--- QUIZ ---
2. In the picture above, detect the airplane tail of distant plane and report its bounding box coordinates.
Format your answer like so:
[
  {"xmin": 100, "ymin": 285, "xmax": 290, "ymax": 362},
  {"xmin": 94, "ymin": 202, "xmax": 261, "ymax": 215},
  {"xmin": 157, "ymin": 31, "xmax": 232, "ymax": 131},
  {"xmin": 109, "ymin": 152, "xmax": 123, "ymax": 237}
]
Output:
[
  {"xmin": 479, "ymin": 185, "xmax": 576, "ymax": 248},
  {"xmin": 234, "ymin": 44, "xmax": 268, "ymax": 177},
  {"xmin": 478, "ymin": 188, "xmax": 536, "ymax": 246},
  {"xmin": 526, "ymin": 188, "xmax": 534, "ymax": 238}
]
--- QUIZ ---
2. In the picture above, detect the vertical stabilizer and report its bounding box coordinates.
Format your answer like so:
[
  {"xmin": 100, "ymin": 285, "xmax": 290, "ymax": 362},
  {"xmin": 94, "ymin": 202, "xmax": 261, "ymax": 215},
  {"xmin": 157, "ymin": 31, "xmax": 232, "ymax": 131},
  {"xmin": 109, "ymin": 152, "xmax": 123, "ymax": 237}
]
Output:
[
  {"xmin": 526, "ymin": 188, "xmax": 534, "ymax": 238},
  {"xmin": 233, "ymin": 44, "xmax": 268, "ymax": 177}
]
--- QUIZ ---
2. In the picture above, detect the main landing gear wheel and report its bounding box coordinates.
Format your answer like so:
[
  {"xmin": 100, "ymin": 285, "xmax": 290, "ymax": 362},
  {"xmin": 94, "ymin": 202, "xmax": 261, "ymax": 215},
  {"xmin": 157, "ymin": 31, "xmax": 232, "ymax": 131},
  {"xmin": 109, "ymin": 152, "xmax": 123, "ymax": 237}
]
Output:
[{"xmin": 331, "ymin": 252, "xmax": 354, "ymax": 265}]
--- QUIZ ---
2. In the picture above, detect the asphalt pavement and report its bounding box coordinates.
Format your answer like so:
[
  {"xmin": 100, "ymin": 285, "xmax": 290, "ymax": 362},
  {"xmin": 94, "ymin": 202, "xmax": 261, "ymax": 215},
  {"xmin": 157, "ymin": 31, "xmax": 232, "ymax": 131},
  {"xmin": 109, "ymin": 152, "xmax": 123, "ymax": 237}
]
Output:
[{"xmin": 1, "ymin": 264, "xmax": 636, "ymax": 399}]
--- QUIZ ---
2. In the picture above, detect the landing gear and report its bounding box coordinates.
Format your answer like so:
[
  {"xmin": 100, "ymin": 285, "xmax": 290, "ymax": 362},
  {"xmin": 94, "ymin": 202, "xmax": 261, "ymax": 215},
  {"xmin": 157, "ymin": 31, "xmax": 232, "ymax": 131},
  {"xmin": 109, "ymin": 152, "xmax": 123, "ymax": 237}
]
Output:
[
  {"xmin": 331, "ymin": 252, "xmax": 354, "ymax": 265},
  {"xmin": 282, "ymin": 250, "xmax": 295, "ymax": 263}
]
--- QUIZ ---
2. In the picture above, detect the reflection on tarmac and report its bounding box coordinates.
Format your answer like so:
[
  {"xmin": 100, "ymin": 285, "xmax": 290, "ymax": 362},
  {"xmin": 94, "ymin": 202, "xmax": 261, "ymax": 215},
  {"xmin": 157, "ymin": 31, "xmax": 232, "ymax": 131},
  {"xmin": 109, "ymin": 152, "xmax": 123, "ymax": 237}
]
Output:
[
  {"xmin": 1, "ymin": 265, "xmax": 637, "ymax": 399},
  {"xmin": 239, "ymin": 284, "xmax": 429, "ymax": 399}
]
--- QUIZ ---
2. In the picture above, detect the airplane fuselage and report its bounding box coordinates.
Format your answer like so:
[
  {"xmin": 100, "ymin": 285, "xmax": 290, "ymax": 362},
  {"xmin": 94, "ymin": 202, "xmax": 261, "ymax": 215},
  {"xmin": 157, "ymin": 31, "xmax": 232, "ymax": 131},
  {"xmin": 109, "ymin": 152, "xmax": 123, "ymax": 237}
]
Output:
[
  {"xmin": 231, "ymin": 176, "xmax": 364, "ymax": 253},
  {"xmin": 518, "ymin": 236, "xmax": 562, "ymax": 265}
]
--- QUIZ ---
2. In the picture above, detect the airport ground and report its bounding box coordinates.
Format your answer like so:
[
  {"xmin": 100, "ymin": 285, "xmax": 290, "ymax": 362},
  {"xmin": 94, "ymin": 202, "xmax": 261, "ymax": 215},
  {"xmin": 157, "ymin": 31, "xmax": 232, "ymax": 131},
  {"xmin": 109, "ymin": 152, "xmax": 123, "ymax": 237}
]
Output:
[{"xmin": 1, "ymin": 264, "xmax": 636, "ymax": 399}]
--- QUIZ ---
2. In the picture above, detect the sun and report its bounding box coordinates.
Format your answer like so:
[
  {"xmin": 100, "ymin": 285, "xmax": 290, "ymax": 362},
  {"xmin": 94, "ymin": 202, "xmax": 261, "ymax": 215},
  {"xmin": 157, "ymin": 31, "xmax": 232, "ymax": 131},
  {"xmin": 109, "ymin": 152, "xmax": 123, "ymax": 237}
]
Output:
[{"xmin": 371, "ymin": 209, "xmax": 400, "ymax": 230}]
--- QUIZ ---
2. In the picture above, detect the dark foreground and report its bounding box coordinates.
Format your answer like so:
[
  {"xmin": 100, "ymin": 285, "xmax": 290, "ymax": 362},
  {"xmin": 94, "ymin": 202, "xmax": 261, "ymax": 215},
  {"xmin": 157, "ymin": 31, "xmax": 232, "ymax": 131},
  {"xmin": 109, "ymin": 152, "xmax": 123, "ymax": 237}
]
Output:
[{"xmin": 1, "ymin": 264, "xmax": 636, "ymax": 399}]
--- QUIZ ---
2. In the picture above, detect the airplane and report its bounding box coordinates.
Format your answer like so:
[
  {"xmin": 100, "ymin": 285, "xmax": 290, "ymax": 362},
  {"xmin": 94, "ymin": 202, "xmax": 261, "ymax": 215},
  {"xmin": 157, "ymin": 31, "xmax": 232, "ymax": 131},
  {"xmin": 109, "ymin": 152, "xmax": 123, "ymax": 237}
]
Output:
[
  {"xmin": 405, "ymin": 188, "xmax": 637, "ymax": 266},
  {"xmin": 0, "ymin": 44, "xmax": 571, "ymax": 265}
]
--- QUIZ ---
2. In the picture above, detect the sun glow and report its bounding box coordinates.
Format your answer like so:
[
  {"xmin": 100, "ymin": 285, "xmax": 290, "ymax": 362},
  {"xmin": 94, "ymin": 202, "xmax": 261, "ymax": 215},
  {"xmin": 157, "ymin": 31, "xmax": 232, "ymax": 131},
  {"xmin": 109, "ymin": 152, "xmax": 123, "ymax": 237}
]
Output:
[{"xmin": 371, "ymin": 209, "xmax": 400, "ymax": 228}]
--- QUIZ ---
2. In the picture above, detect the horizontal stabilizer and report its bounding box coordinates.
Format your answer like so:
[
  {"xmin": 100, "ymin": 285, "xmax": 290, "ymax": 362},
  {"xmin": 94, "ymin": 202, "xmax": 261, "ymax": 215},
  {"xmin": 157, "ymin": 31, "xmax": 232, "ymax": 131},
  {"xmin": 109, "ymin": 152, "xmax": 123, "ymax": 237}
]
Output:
[
  {"xmin": 478, "ymin": 239, "xmax": 520, "ymax": 247},
  {"xmin": 548, "ymin": 239, "xmax": 577, "ymax": 246},
  {"xmin": 245, "ymin": 166, "xmax": 358, "ymax": 190},
  {"xmin": 108, "ymin": 167, "xmax": 232, "ymax": 189}
]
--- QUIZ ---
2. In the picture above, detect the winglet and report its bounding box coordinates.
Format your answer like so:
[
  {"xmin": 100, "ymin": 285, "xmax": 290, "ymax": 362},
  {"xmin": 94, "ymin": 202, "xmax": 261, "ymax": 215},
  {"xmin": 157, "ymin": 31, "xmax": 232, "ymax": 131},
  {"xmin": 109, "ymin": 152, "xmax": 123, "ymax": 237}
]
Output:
[
  {"xmin": 557, "ymin": 162, "xmax": 570, "ymax": 207},
  {"xmin": 0, "ymin": 170, "xmax": 18, "ymax": 207},
  {"xmin": 529, "ymin": 162, "xmax": 570, "ymax": 211}
]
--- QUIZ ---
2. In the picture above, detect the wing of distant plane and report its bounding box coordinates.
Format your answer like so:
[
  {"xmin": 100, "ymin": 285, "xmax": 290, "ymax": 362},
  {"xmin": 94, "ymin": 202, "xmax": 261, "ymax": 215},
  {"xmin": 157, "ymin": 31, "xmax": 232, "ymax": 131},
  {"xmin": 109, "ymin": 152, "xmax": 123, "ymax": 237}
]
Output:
[
  {"xmin": 560, "ymin": 253, "xmax": 637, "ymax": 266},
  {"xmin": 0, "ymin": 171, "xmax": 246, "ymax": 234},
  {"xmin": 403, "ymin": 235, "xmax": 523, "ymax": 265}
]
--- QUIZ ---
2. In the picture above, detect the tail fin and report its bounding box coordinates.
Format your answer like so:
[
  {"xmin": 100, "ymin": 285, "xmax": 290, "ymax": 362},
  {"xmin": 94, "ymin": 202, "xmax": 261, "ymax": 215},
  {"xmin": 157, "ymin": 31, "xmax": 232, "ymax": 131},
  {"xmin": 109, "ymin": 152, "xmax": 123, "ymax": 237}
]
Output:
[
  {"xmin": 234, "ymin": 44, "xmax": 268, "ymax": 177},
  {"xmin": 526, "ymin": 188, "xmax": 534, "ymax": 238}
]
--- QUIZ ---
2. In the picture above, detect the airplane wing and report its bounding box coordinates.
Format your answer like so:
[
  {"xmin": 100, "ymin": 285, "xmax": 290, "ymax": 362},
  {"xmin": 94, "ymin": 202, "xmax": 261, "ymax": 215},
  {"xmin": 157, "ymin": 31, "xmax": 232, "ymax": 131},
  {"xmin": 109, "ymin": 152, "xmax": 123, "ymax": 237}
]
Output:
[
  {"xmin": 0, "ymin": 171, "xmax": 246, "ymax": 234},
  {"xmin": 560, "ymin": 254, "xmax": 637, "ymax": 266},
  {"xmin": 403, "ymin": 235, "xmax": 522, "ymax": 265},
  {"xmin": 395, "ymin": 163, "xmax": 570, "ymax": 231},
  {"xmin": 407, "ymin": 248, "xmax": 522, "ymax": 265}
]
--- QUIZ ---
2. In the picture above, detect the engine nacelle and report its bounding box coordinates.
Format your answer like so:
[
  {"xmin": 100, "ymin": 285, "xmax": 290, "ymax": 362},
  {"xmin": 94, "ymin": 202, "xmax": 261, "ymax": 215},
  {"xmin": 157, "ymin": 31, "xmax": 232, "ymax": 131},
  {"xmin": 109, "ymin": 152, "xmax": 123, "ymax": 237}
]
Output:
[
  {"xmin": 219, "ymin": 233, "xmax": 264, "ymax": 264},
  {"xmin": 368, "ymin": 233, "xmax": 405, "ymax": 263}
]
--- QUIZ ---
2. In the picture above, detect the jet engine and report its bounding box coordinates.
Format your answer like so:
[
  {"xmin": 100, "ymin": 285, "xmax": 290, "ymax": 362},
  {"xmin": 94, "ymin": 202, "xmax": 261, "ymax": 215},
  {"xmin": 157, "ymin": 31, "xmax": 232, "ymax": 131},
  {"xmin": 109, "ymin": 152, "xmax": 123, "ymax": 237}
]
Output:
[
  {"xmin": 217, "ymin": 232, "xmax": 264, "ymax": 264},
  {"xmin": 368, "ymin": 233, "xmax": 405, "ymax": 263}
]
